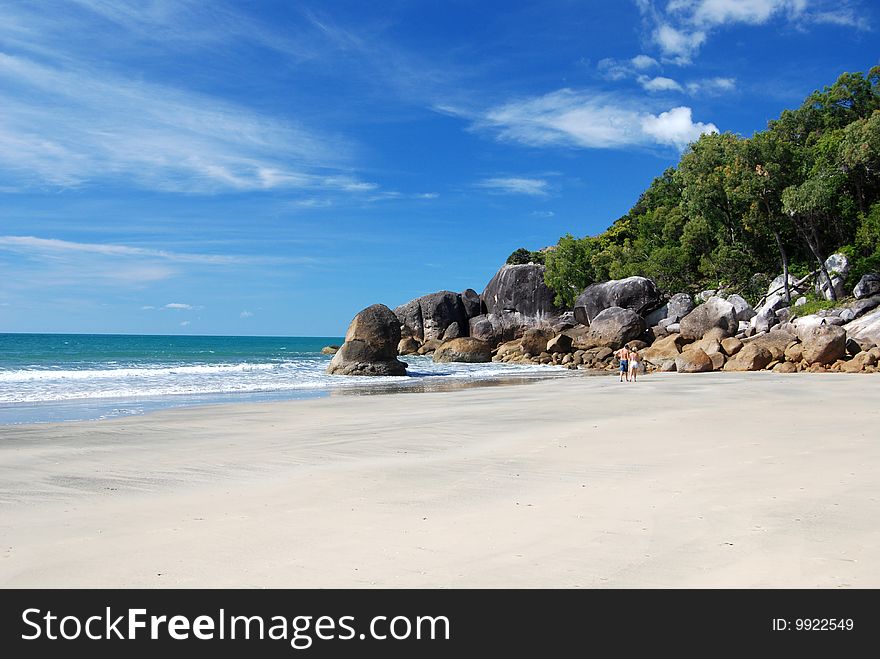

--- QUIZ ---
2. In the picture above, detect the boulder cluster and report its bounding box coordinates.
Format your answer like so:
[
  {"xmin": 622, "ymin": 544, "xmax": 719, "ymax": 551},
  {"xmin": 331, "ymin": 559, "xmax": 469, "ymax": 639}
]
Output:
[{"xmin": 326, "ymin": 256, "xmax": 880, "ymax": 377}]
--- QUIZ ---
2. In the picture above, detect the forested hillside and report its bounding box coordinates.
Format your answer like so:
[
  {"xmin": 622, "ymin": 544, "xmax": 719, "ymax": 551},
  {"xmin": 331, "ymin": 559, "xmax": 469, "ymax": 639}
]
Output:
[{"xmin": 528, "ymin": 67, "xmax": 880, "ymax": 308}]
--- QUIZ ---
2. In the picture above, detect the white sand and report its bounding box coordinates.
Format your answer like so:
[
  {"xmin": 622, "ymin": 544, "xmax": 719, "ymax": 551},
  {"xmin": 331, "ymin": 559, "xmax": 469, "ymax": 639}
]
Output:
[{"xmin": 1, "ymin": 372, "xmax": 878, "ymax": 588}]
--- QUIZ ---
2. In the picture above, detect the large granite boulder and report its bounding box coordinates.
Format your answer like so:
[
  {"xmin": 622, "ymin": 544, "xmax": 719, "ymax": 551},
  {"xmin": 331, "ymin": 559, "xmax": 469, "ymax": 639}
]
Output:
[
  {"xmin": 675, "ymin": 348, "xmax": 713, "ymax": 373},
  {"xmin": 794, "ymin": 314, "xmax": 844, "ymax": 340},
  {"xmin": 727, "ymin": 294, "xmax": 756, "ymax": 322},
  {"xmin": 684, "ymin": 335, "xmax": 722, "ymax": 356},
  {"xmin": 482, "ymin": 263, "xmax": 559, "ymax": 318},
  {"xmin": 756, "ymin": 274, "xmax": 807, "ymax": 318},
  {"xmin": 398, "ymin": 336, "xmax": 420, "ymax": 355},
  {"xmin": 784, "ymin": 342, "xmax": 804, "ymax": 363},
  {"xmin": 573, "ymin": 277, "xmax": 662, "ymax": 325},
  {"xmin": 460, "ymin": 288, "xmax": 483, "ymax": 319},
  {"xmin": 582, "ymin": 307, "xmax": 646, "ymax": 349},
  {"xmin": 642, "ymin": 334, "xmax": 687, "ymax": 364},
  {"xmin": 442, "ymin": 321, "xmax": 463, "ymax": 340},
  {"xmin": 394, "ymin": 298, "xmax": 423, "ymax": 339},
  {"xmin": 418, "ymin": 338, "xmax": 442, "ymax": 355},
  {"xmin": 667, "ymin": 293, "xmax": 695, "ymax": 323},
  {"xmin": 550, "ymin": 311, "xmax": 577, "ymax": 333},
  {"xmin": 776, "ymin": 307, "xmax": 793, "ymax": 324},
  {"xmin": 749, "ymin": 330, "xmax": 798, "ymax": 362},
  {"xmin": 720, "ymin": 337, "xmax": 743, "ymax": 357},
  {"xmin": 801, "ymin": 325, "xmax": 847, "ymax": 365},
  {"xmin": 643, "ymin": 304, "xmax": 668, "ymax": 328},
  {"xmin": 495, "ymin": 339, "xmax": 524, "ymax": 358},
  {"xmin": 816, "ymin": 253, "xmax": 851, "ymax": 300},
  {"xmin": 723, "ymin": 344, "xmax": 773, "ymax": 371},
  {"xmin": 520, "ymin": 327, "xmax": 556, "ymax": 355},
  {"xmin": 839, "ymin": 350, "xmax": 878, "ymax": 372},
  {"xmin": 679, "ymin": 297, "xmax": 738, "ymax": 340},
  {"xmin": 468, "ymin": 313, "xmax": 502, "ymax": 345},
  {"xmin": 854, "ymin": 274, "xmax": 880, "ymax": 300},
  {"xmin": 468, "ymin": 311, "xmax": 542, "ymax": 346},
  {"xmin": 476, "ymin": 264, "xmax": 560, "ymax": 346},
  {"xmin": 843, "ymin": 307, "xmax": 880, "ymax": 349},
  {"xmin": 328, "ymin": 304, "xmax": 408, "ymax": 376},
  {"xmin": 646, "ymin": 293, "xmax": 696, "ymax": 327},
  {"xmin": 394, "ymin": 290, "xmax": 467, "ymax": 342},
  {"xmin": 433, "ymin": 337, "xmax": 492, "ymax": 363},
  {"xmin": 750, "ymin": 306, "xmax": 778, "ymax": 333},
  {"xmin": 756, "ymin": 291, "xmax": 792, "ymax": 317},
  {"xmin": 546, "ymin": 333, "xmax": 573, "ymax": 354}
]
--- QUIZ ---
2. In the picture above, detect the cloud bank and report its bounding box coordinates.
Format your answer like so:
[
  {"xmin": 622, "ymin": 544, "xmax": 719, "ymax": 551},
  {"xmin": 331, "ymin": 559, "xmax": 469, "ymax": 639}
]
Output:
[{"xmin": 479, "ymin": 89, "xmax": 717, "ymax": 151}]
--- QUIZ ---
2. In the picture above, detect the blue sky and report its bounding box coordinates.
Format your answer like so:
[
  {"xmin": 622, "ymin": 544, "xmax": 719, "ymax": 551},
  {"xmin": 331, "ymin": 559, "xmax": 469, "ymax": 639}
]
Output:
[{"xmin": 0, "ymin": 0, "xmax": 876, "ymax": 336}]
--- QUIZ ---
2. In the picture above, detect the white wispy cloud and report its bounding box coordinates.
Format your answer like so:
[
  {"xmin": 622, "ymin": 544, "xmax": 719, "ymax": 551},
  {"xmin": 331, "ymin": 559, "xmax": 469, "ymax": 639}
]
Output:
[
  {"xmin": 686, "ymin": 77, "xmax": 737, "ymax": 95},
  {"xmin": 631, "ymin": 55, "xmax": 660, "ymax": 70},
  {"xmin": 0, "ymin": 3, "xmax": 392, "ymax": 194},
  {"xmin": 600, "ymin": 56, "xmax": 735, "ymax": 97},
  {"xmin": 476, "ymin": 177, "xmax": 550, "ymax": 196},
  {"xmin": 290, "ymin": 198, "xmax": 334, "ymax": 209},
  {"xmin": 638, "ymin": 75, "xmax": 685, "ymax": 92},
  {"xmin": 180, "ymin": 321, "xmax": 191, "ymax": 327},
  {"xmin": 478, "ymin": 89, "xmax": 717, "ymax": 151},
  {"xmin": 599, "ymin": 55, "xmax": 663, "ymax": 81},
  {"xmin": 365, "ymin": 190, "xmax": 442, "ymax": 202},
  {"xmin": 0, "ymin": 236, "xmax": 255, "ymax": 265},
  {"xmin": 531, "ymin": 210, "xmax": 555, "ymax": 218},
  {"xmin": 669, "ymin": 0, "xmax": 802, "ymax": 27},
  {"xmin": 799, "ymin": 3, "xmax": 871, "ymax": 29},
  {"xmin": 0, "ymin": 51, "xmax": 377, "ymax": 192},
  {"xmin": 642, "ymin": 0, "xmax": 867, "ymax": 64},
  {"xmin": 652, "ymin": 23, "xmax": 707, "ymax": 64},
  {"xmin": 0, "ymin": 235, "xmax": 315, "ymax": 291},
  {"xmin": 164, "ymin": 303, "xmax": 193, "ymax": 310},
  {"xmin": 597, "ymin": 58, "xmax": 634, "ymax": 81},
  {"xmin": 240, "ymin": 310, "xmax": 254, "ymax": 318}
]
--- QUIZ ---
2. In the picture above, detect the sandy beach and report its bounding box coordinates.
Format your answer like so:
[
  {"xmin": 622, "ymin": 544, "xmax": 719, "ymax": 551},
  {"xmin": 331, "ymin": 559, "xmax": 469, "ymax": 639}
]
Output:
[{"xmin": 1, "ymin": 372, "xmax": 878, "ymax": 588}]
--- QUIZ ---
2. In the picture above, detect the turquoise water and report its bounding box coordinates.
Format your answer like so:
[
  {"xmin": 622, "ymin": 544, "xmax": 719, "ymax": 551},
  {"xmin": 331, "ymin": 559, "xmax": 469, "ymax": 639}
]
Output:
[{"xmin": 0, "ymin": 333, "xmax": 556, "ymax": 424}]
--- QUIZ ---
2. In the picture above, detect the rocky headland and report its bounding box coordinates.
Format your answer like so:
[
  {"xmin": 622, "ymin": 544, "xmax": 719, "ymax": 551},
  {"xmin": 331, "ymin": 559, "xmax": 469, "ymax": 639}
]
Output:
[{"xmin": 327, "ymin": 254, "xmax": 880, "ymax": 377}]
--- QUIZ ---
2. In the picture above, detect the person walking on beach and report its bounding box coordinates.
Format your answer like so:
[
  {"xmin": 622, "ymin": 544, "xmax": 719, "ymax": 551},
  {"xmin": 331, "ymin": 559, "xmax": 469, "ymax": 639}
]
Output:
[
  {"xmin": 615, "ymin": 345, "xmax": 630, "ymax": 382},
  {"xmin": 628, "ymin": 347, "xmax": 640, "ymax": 382}
]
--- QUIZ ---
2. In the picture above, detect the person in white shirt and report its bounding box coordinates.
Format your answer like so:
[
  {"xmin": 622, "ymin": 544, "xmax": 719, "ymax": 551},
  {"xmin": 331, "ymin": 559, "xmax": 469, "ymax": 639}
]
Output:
[{"xmin": 628, "ymin": 348, "xmax": 640, "ymax": 382}]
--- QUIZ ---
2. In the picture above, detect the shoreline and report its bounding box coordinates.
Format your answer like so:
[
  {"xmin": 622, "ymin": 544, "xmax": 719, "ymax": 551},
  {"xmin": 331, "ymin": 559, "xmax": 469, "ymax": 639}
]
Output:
[
  {"xmin": 0, "ymin": 366, "xmax": 582, "ymax": 426},
  {"xmin": 2, "ymin": 372, "xmax": 878, "ymax": 588}
]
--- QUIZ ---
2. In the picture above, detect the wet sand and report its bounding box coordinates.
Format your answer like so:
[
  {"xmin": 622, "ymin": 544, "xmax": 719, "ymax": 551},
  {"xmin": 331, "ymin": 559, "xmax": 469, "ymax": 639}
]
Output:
[{"xmin": 1, "ymin": 372, "xmax": 878, "ymax": 588}]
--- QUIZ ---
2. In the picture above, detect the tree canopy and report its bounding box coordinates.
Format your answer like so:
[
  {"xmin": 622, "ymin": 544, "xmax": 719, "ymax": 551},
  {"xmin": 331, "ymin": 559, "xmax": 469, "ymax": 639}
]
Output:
[{"xmin": 541, "ymin": 67, "xmax": 880, "ymax": 307}]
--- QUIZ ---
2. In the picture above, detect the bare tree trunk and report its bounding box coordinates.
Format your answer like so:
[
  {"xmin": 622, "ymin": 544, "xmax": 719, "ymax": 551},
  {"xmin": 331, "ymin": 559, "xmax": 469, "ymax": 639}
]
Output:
[
  {"xmin": 804, "ymin": 232, "xmax": 836, "ymax": 301},
  {"xmin": 772, "ymin": 229, "xmax": 791, "ymax": 304},
  {"xmin": 792, "ymin": 215, "xmax": 837, "ymax": 302}
]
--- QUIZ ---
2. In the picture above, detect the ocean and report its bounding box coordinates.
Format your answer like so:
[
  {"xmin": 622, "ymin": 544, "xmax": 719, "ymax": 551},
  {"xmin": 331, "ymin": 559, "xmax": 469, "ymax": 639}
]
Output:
[{"xmin": 0, "ymin": 333, "xmax": 562, "ymax": 425}]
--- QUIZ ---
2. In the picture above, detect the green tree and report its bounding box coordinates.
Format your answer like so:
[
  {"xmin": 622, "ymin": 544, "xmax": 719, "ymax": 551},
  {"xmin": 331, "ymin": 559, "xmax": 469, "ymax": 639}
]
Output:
[
  {"xmin": 781, "ymin": 172, "xmax": 847, "ymax": 299},
  {"xmin": 506, "ymin": 248, "xmax": 532, "ymax": 265},
  {"xmin": 838, "ymin": 110, "xmax": 880, "ymax": 215},
  {"xmin": 738, "ymin": 132, "xmax": 800, "ymax": 302},
  {"xmin": 543, "ymin": 234, "xmax": 596, "ymax": 307},
  {"xmin": 537, "ymin": 67, "xmax": 880, "ymax": 309},
  {"xmin": 506, "ymin": 247, "xmax": 545, "ymax": 265}
]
